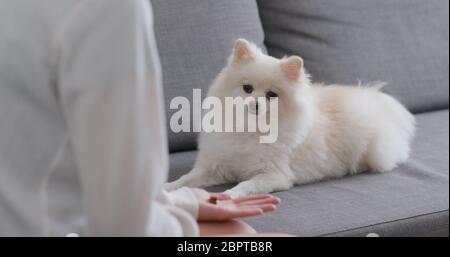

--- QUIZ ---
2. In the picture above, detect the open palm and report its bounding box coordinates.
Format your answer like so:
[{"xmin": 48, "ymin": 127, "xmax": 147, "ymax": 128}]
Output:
[{"xmin": 190, "ymin": 188, "xmax": 280, "ymax": 221}]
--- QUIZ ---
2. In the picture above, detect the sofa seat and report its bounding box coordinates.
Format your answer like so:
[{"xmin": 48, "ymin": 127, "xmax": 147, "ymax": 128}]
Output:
[{"xmin": 168, "ymin": 109, "xmax": 449, "ymax": 236}]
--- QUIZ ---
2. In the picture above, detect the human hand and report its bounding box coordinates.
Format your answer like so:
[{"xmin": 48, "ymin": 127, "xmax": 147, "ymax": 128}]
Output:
[{"xmin": 189, "ymin": 188, "xmax": 280, "ymax": 221}]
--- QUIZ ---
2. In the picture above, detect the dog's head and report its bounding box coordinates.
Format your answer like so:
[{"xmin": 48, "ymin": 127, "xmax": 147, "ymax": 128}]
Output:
[{"xmin": 212, "ymin": 39, "xmax": 311, "ymax": 123}]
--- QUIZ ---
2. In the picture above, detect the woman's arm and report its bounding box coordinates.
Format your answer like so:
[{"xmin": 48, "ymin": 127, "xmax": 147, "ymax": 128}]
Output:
[{"xmin": 57, "ymin": 0, "xmax": 198, "ymax": 236}]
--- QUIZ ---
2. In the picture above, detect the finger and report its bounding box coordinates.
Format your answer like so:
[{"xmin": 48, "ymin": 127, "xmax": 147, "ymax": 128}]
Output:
[
  {"xmin": 233, "ymin": 194, "xmax": 274, "ymax": 204},
  {"xmin": 211, "ymin": 193, "xmax": 232, "ymax": 201},
  {"xmin": 250, "ymin": 204, "xmax": 277, "ymax": 212},
  {"xmin": 225, "ymin": 208, "xmax": 264, "ymax": 219},
  {"xmin": 237, "ymin": 197, "xmax": 280, "ymax": 207}
]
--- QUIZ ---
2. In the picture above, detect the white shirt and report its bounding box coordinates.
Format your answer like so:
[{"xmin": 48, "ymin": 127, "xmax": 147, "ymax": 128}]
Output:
[{"xmin": 0, "ymin": 0, "xmax": 199, "ymax": 236}]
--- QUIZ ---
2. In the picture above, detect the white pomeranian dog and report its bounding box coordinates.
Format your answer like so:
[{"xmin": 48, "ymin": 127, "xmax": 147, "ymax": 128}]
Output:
[{"xmin": 166, "ymin": 39, "xmax": 415, "ymax": 198}]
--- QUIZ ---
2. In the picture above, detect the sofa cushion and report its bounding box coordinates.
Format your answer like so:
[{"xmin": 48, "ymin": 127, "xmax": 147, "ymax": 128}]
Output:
[
  {"xmin": 257, "ymin": 0, "xmax": 449, "ymax": 113},
  {"xmin": 168, "ymin": 109, "xmax": 449, "ymax": 236},
  {"xmin": 152, "ymin": 0, "xmax": 266, "ymax": 152}
]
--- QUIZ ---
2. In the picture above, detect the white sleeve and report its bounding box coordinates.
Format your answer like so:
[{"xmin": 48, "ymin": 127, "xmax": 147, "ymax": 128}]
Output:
[
  {"xmin": 57, "ymin": 0, "xmax": 198, "ymax": 236},
  {"xmin": 158, "ymin": 188, "xmax": 199, "ymax": 219}
]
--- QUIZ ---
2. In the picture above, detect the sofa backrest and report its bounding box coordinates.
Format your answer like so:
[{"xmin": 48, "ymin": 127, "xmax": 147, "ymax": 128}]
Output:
[
  {"xmin": 152, "ymin": 0, "xmax": 265, "ymax": 153},
  {"xmin": 257, "ymin": 0, "xmax": 449, "ymax": 113}
]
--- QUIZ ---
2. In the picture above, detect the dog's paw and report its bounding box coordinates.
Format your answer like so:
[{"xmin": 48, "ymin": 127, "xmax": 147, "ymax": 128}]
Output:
[
  {"xmin": 223, "ymin": 189, "xmax": 247, "ymax": 199},
  {"xmin": 164, "ymin": 181, "xmax": 181, "ymax": 192}
]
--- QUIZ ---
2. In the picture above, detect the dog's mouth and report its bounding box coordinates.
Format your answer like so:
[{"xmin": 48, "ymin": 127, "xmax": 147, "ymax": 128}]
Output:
[
  {"xmin": 248, "ymin": 107, "xmax": 259, "ymax": 115},
  {"xmin": 247, "ymin": 102, "xmax": 262, "ymax": 116}
]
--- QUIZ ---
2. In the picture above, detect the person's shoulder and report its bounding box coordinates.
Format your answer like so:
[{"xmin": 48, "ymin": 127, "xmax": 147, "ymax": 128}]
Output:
[
  {"xmin": 64, "ymin": 0, "xmax": 152, "ymax": 32},
  {"xmin": 93, "ymin": 0, "xmax": 150, "ymax": 15}
]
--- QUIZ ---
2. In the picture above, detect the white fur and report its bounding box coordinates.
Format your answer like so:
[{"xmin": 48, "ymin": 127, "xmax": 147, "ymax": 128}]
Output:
[{"xmin": 165, "ymin": 39, "xmax": 416, "ymax": 198}]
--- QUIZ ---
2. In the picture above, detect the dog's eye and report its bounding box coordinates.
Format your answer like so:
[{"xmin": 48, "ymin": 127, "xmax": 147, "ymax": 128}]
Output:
[
  {"xmin": 243, "ymin": 84, "xmax": 253, "ymax": 94},
  {"xmin": 266, "ymin": 91, "xmax": 278, "ymax": 99}
]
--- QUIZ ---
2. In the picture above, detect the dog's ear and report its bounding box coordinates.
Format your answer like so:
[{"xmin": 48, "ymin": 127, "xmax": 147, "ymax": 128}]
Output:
[
  {"xmin": 281, "ymin": 56, "xmax": 303, "ymax": 81},
  {"xmin": 232, "ymin": 39, "xmax": 254, "ymax": 63}
]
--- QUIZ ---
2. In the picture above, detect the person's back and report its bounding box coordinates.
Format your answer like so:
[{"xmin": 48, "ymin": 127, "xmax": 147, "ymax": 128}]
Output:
[
  {"xmin": 0, "ymin": 0, "xmax": 200, "ymax": 237},
  {"xmin": 0, "ymin": 0, "xmax": 281, "ymax": 237},
  {"xmin": 0, "ymin": 0, "xmax": 84, "ymax": 236}
]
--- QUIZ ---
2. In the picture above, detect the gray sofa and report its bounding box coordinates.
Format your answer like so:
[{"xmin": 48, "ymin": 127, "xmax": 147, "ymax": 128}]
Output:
[{"xmin": 152, "ymin": 0, "xmax": 449, "ymax": 236}]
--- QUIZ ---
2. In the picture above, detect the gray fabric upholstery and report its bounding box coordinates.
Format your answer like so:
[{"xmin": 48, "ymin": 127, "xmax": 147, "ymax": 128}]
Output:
[
  {"xmin": 325, "ymin": 211, "xmax": 449, "ymax": 237},
  {"xmin": 168, "ymin": 110, "xmax": 450, "ymax": 236},
  {"xmin": 257, "ymin": 0, "xmax": 449, "ymax": 113},
  {"xmin": 152, "ymin": 0, "xmax": 265, "ymax": 152}
]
